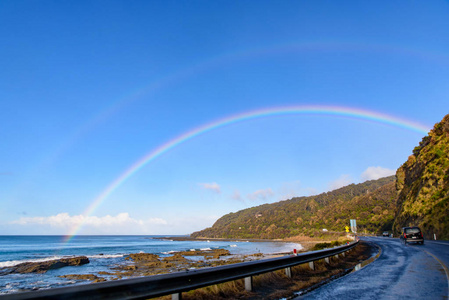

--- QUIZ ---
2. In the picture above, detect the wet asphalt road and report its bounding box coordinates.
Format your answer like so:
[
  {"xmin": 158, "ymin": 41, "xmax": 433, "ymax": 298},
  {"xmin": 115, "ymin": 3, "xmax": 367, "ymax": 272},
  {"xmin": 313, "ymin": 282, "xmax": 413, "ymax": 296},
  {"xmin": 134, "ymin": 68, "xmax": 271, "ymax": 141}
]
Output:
[{"xmin": 296, "ymin": 236, "xmax": 449, "ymax": 299}]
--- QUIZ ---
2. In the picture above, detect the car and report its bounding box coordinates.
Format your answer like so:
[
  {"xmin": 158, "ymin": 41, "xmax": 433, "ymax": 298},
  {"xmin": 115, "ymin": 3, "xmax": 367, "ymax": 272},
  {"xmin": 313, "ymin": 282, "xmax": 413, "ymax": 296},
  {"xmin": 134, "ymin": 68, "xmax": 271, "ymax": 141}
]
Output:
[
  {"xmin": 382, "ymin": 231, "xmax": 389, "ymax": 237},
  {"xmin": 400, "ymin": 226, "xmax": 424, "ymax": 245}
]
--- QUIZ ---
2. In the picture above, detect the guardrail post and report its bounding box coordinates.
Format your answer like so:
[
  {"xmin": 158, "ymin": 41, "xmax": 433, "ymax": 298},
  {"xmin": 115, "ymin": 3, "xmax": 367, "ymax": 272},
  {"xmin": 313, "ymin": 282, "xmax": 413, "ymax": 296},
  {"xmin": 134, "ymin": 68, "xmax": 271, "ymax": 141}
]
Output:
[
  {"xmin": 245, "ymin": 276, "xmax": 253, "ymax": 291},
  {"xmin": 285, "ymin": 267, "xmax": 292, "ymax": 278},
  {"xmin": 172, "ymin": 293, "xmax": 182, "ymax": 300},
  {"xmin": 309, "ymin": 261, "xmax": 315, "ymax": 270},
  {"xmin": 324, "ymin": 257, "xmax": 330, "ymax": 264}
]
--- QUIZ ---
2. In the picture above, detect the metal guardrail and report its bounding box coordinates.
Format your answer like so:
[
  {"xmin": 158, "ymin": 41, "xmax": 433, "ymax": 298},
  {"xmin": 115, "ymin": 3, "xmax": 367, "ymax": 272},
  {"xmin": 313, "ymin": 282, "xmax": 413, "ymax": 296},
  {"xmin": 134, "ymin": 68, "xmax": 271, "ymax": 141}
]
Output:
[{"xmin": 0, "ymin": 241, "xmax": 358, "ymax": 300}]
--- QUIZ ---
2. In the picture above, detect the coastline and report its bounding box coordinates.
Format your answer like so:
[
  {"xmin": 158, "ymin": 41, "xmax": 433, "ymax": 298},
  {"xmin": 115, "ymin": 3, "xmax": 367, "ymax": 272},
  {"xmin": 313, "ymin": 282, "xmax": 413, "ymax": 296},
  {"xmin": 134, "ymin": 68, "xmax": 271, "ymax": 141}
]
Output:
[
  {"xmin": 1, "ymin": 238, "xmax": 376, "ymax": 299},
  {"xmin": 156, "ymin": 235, "xmax": 335, "ymax": 253},
  {"xmin": 0, "ymin": 235, "xmax": 355, "ymax": 295},
  {"xmin": 0, "ymin": 236, "xmax": 302, "ymax": 294},
  {"xmin": 154, "ymin": 236, "xmax": 287, "ymax": 243}
]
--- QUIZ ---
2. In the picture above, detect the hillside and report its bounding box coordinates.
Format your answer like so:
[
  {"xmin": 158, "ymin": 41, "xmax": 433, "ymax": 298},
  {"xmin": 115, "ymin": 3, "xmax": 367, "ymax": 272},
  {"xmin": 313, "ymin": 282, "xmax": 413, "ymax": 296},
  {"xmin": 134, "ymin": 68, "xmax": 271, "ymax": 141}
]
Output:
[
  {"xmin": 393, "ymin": 114, "xmax": 449, "ymax": 239},
  {"xmin": 192, "ymin": 176, "xmax": 396, "ymax": 239},
  {"xmin": 192, "ymin": 114, "xmax": 449, "ymax": 241}
]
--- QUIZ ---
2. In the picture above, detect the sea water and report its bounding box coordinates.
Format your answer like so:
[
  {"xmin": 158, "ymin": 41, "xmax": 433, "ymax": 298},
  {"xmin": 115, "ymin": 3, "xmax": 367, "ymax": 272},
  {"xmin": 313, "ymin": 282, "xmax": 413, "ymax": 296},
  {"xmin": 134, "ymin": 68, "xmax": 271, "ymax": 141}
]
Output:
[{"xmin": 0, "ymin": 235, "xmax": 302, "ymax": 294}]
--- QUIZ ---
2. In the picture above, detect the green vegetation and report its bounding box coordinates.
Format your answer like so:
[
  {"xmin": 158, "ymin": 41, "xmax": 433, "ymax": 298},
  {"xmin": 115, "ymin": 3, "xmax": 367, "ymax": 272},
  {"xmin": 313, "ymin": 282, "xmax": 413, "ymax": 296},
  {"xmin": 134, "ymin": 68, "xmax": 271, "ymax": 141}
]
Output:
[
  {"xmin": 311, "ymin": 240, "xmax": 350, "ymax": 250},
  {"xmin": 393, "ymin": 114, "xmax": 449, "ymax": 240},
  {"xmin": 192, "ymin": 176, "xmax": 396, "ymax": 239},
  {"xmin": 193, "ymin": 114, "xmax": 449, "ymax": 241}
]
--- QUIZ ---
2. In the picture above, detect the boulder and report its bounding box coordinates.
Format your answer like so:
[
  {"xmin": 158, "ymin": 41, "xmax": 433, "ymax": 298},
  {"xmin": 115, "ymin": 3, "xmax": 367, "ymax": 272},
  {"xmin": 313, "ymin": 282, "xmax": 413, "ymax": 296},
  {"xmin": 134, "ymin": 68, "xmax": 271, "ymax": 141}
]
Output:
[{"xmin": 7, "ymin": 256, "xmax": 89, "ymax": 274}]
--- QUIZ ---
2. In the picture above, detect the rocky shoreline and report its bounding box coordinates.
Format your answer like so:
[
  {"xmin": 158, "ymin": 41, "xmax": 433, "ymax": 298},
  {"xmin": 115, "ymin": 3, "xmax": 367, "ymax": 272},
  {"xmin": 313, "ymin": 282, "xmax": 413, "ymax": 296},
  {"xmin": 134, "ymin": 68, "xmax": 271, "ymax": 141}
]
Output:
[
  {"xmin": 0, "ymin": 236, "xmax": 362, "ymax": 298},
  {"xmin": 0, "ymin": 236, "xmax": 323, "ymax": 291},
  {"xmin": 72, "ymin": 248, "xmax": 267, "ymax": 283},
  {"xmin": 0, "ymin": 248, "xmax": 270, "ymax": 286},
  {"xmin": 156, "ymin": 235, "xmax": 330, "ymax": 253},
  {"xmin": 0, "ymin": 256, "xmax": 89, "ymax": 275}
]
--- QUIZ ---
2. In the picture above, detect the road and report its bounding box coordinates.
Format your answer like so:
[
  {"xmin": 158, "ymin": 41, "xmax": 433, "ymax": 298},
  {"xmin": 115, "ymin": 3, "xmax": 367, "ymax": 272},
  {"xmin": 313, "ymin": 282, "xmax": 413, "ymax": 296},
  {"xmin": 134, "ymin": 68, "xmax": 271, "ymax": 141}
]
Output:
[{"xmin": 296, "ymin": 236, "xmax": 449, "ymax": 299}]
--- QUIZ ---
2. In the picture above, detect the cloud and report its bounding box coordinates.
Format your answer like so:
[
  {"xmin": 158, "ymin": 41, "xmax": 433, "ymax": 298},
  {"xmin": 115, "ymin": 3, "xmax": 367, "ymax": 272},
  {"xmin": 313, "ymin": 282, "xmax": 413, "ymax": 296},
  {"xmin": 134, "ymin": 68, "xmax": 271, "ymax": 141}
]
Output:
[
  {"xmin": 198, "ymin": 182, "xmax": 221, "ymax": 193},
  {"xmin": 10, "ymin": 213, "xmax": 168, "ymax": 235},
  {"xmin": 5, "ymin": 212, "xmax": 221, "ymax": 235},
  {"xmin": 247, "ymin": 188, "xmax": 274, "ymax": 201},
  {"xmin": 231, "ymin": 190, "xmax": 243, "ymax": 201},
  {"xmin": 327, "ymin": 174, "xmax": 353, "ymax": 191},
  {"xmin": 361, "ymin": 166, "xmax": 396, "ymax": 181}
]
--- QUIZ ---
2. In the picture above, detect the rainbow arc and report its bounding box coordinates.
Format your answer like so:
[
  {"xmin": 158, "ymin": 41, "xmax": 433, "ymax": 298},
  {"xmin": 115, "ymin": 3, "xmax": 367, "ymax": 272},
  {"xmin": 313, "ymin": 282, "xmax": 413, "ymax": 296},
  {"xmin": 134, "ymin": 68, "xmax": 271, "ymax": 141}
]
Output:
[{"xmin": 64, "ymin": 105, "xmax": 430, "ymax": 242}]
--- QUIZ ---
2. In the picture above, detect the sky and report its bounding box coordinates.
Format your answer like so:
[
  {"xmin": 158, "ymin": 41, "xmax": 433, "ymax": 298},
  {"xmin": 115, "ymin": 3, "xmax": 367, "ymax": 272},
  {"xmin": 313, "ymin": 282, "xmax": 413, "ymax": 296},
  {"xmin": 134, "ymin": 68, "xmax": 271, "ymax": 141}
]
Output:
[{"xmin": 1, "ymin": 1, "xmax": 448, "ymax": 235}]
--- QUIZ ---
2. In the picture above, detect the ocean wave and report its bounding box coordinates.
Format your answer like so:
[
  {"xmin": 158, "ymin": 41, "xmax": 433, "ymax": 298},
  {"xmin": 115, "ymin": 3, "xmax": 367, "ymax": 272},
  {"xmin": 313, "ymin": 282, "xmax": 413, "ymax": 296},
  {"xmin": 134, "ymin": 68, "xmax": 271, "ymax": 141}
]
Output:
[
  {"xmin": 200, "ymin": 248, "xmax": 211, "ymax": 251},
  {"xmin": 161, "ymin": 250, "xmax": 179, "ymax": 255},
  {"xmin": 87, "ymin": 254, "xmax": 124, "ymax": 259},
  {"xmin": 0, "ymin": 256, "xmax": 70, "ymax": 268}
]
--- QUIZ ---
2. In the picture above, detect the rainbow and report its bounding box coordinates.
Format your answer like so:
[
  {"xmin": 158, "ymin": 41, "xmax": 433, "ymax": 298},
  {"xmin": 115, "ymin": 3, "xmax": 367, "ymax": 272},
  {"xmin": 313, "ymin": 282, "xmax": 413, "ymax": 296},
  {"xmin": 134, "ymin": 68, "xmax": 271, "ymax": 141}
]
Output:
[
  {"xmin": 64, "ymin": 105, "xmax": 430, "ymax": 241},
  {"xmin": 51, "ymin": 40, "xmax": 449, "ymax": 165}
]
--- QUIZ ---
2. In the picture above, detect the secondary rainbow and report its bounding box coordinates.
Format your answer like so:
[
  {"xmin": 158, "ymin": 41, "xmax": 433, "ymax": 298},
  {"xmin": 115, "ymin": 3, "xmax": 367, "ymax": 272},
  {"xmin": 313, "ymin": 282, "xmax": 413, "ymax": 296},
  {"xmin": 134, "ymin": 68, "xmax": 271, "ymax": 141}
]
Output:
[{"xmin": 65, "ymin": 105, "xmax": 430, "ymax": 240}]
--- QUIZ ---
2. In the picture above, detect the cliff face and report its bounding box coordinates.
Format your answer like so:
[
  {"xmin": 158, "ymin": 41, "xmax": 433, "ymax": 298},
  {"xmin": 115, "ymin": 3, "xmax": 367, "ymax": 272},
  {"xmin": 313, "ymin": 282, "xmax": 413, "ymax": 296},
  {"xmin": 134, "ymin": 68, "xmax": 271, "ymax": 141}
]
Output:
[{"xmin": 393, "ymin": 114, "xmax": 449, "ymax": 239}]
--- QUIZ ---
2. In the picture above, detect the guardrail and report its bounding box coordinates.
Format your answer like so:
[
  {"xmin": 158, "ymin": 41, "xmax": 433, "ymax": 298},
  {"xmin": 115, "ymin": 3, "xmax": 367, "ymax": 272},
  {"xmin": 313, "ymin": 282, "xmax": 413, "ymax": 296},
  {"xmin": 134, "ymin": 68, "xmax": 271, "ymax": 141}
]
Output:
[{"xmin": 0, "ymin": 241, "xmax": 358, "ymax": 300}]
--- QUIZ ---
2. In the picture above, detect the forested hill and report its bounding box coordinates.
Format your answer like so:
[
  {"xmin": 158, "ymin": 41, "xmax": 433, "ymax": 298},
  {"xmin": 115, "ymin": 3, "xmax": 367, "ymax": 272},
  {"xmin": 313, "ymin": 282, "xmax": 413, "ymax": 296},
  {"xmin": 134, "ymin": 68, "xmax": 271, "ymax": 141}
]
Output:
[
  {"xmin": 192, "ymin": 114, "xmax": 449, "ymax": 241},
  {"xmin": 192, "ymin": 176, "xmax": 396, "ymax": 239},
  {"xmin": 393, "ymin": 114, "xmax": 449, "ymax": 239}
]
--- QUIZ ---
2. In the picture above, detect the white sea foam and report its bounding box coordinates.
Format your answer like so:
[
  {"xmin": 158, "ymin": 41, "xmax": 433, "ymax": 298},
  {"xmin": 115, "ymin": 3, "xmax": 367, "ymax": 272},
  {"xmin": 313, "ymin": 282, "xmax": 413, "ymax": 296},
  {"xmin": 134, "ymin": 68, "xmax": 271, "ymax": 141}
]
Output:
[
  {"xmin": 200, "ymin": 248, "xmax": 212, "ymax": 251},
  {"xmin": 87, "ymin": 254, "xmax": 124, "ymax": 259},
  {"xmin": 161, "ymin": 250, "xmax": 179, "ymax": 255},
  {"xmin": 0, "ymin": 256, "xmax": 69, "ymax": 268},
  {"xmin": 230, "ymin": 245, "xmax": 237, "ymax": 248}
]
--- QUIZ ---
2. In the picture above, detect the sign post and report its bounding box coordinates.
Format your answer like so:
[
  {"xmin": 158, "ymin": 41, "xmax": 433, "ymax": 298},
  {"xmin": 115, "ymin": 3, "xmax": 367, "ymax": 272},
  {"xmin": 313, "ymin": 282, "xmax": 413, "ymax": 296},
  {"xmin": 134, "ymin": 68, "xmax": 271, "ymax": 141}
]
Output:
[{"xmin": 350, "ymin": 219, "xmax": 357, "ymax": 233}]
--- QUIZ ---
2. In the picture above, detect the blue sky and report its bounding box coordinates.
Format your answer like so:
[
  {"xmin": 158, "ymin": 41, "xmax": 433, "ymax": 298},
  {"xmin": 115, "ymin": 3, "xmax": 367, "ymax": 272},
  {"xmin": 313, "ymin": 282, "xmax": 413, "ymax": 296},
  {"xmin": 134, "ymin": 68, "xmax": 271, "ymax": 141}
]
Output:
[{"xmin": 1, "ymin": 1, "xmax": 448, "ymax": 235}]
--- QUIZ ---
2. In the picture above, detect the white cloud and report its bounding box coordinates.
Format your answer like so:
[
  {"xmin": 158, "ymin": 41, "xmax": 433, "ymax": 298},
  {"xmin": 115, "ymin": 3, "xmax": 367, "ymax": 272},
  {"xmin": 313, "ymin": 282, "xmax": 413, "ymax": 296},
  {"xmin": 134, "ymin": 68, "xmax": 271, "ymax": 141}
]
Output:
[
  {"xmin": 10, "ymin": 212, "xmax": 168, "ymax": 235},
  {"xmin": 198, "ymin": 182, "xmax": 221, "ymax": 193},
  {"xmin": 327, "ymin": 174, "xmax": 353, "ymax": 191},
  {"xmin": 361, "ymin": 166, "xmax": 395, "ymax": 181},
  {"xmin": 7, "ymin": 212, "xmax": 220, "ymax": 235},
  {"xmin": 231, "ymin": 189, "xmax": 243, "ymax": 201},
  {"xmin": 247, "ymin": 188, "xmax": 274, "ymax": 201}
]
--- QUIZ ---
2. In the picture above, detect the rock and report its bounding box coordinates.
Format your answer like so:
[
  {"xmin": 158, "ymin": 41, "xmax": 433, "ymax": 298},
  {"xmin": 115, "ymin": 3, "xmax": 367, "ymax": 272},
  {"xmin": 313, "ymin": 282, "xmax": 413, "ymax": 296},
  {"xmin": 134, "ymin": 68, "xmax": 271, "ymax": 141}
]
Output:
[
  {"xmin": 98, "ymin": 271, "xmax": 114, "ymax": 275},
  {"xmin": 162, "ymin": 253, "xmax": 189, "ymax": 263},
  {"xmin": 127, "ymin": 253, "xmax": 160, "ymax": 262},
  {"xmin": 8, "ymin": 256, "xmax": 89, "ymax": 274},
  {"xmin": 178, "ymin": 249, "xmax": 231, "ymax": 259},
  {"xmin": 59, "ymin": 274, "xmax": 106, "ymax": 282},
  {"xmin": 393, "ymin": 114, "xmax": 449, "ymax": 239}
]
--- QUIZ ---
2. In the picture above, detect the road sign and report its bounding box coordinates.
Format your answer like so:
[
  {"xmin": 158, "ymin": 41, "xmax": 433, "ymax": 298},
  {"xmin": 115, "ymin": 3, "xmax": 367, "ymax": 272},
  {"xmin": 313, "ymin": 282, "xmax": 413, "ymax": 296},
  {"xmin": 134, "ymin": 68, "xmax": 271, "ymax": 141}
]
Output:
[
  {"xmin": 345, "ymin": 226, "xmax": 350, "ymax": 233},
  {"xmin": 350, "ymin": 219, "xmax": 357, "ymax": 233}
]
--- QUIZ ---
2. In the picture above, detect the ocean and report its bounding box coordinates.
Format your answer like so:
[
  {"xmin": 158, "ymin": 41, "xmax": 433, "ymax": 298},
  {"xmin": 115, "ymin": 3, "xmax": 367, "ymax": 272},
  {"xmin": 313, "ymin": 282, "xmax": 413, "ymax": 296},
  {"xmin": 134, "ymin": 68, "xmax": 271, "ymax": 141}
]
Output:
[{"xmin": 0, "ymin": 235, "xmax": 302, "ymax": 294}]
